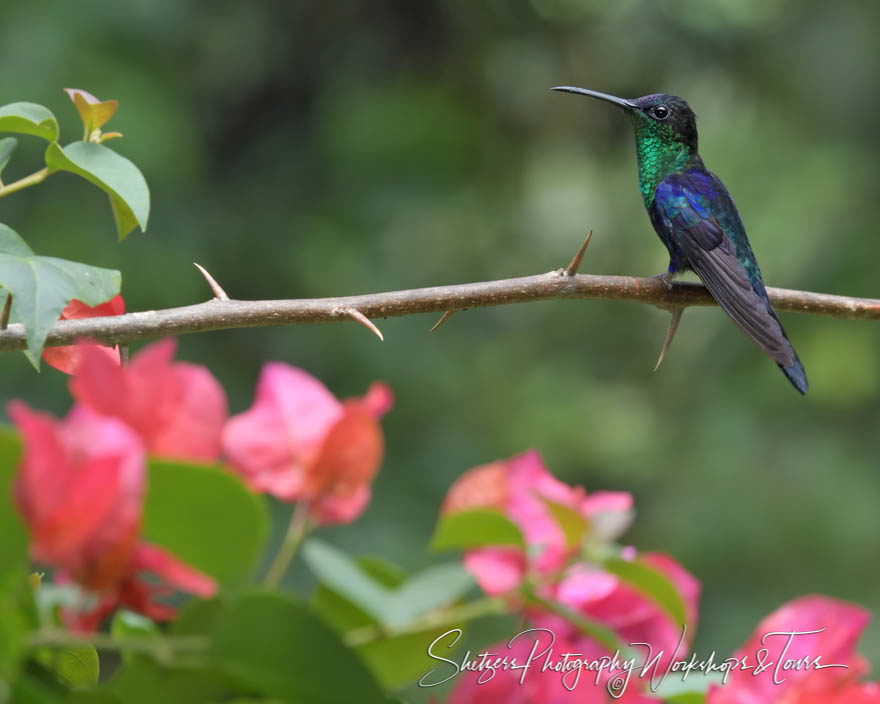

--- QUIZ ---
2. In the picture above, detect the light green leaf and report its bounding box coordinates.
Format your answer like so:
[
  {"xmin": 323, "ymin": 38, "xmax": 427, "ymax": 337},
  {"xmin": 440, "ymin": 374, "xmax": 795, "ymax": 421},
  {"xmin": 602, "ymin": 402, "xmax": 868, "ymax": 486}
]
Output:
[
  {"xmin": 650, "ymin": 670, "xmax": 723, "ymax": 701},
  {"xmin": 211, "ymin": 591, "xmax": 387, "ymax": 704},
  {"xmin": 304, "ymin": 540, "xmax": 474, "ymax": 628},
  {"xmin": 142, "ymin": 459, "xmax": 269, "ymax": 586},
  {"xmin": 110, "ymin": 610, "xmax": 159, "ymax": 666},
  {"xmin": 603, "ymin": 557, "xmax": 688, "ymax": 628},
  {"xmin": 540, "ymin": 496, "xmax": 589, "ymax": 549},
  {"xmin": 0, "ymin": 138, "xmax": 17, "ymax": 179},
  {"xmin": 34, "ymin": 643, "xmax": 99, "ymax": 687},
  {"xmin": 0, "ymin": 103, "xmax": 59, "ymax": 142},
  {"xmin": 0, "ymin": 223, "xmax": 121, "ymax": 365},
  {"xmin": 429, "ymin": 509, "xmax": 524, "ymax": 551},
  {"xmin": 302, "ymin": 540, "xmax": 396, "ymax": 625},
  {"xmin": 44, "ymin": 141, "xmax": 149, "ymax": 240}
]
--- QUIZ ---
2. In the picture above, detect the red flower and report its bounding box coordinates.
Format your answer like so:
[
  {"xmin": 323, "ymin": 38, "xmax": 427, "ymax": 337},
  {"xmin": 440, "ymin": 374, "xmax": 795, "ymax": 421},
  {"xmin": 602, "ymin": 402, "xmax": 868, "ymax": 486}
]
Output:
[
  {"xmin": 69, "ymin": 338, "xmax": 228, "ymax": 462},
  {"xmin": 42, "ymin": 295, "xmax": 125, "ymax": 375},
  {"xmin": 221, "ymin": 363, "xmax": 393, "ymax": 524},
  {"xmin": 9, "ymin": 401, "xmax": 216, "ymax": 630},
  {"xmin": 708, "ymin": 595, "xmax": 878, "ymax": 704}
]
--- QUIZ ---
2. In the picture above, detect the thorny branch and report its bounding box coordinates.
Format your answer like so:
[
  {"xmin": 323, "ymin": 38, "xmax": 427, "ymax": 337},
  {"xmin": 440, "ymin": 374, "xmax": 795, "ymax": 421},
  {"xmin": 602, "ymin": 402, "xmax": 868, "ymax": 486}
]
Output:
[{"xmin": 0, "ymin": 237, "xmax": 877, "ymax": 354}]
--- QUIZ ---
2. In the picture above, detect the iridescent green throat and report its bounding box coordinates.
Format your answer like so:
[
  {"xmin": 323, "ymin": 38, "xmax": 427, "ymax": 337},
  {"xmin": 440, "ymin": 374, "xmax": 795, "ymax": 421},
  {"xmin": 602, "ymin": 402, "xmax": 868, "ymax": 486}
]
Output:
[{"xmin": 632, "ymin": 118, "xmax": 697, "ymax": 207}]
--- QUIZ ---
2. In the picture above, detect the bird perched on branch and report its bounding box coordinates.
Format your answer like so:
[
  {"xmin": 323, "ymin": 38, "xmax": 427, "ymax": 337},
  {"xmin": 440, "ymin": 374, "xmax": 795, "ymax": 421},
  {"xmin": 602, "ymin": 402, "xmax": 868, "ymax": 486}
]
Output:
[{"xmin": 553, "ymin": 87, "xmax": 807, "ymax": 394}]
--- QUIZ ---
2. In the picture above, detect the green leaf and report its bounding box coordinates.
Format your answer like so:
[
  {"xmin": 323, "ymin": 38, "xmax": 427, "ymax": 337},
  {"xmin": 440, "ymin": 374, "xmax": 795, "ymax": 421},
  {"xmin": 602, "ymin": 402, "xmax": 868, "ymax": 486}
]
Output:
[
  {"xmin": 429, "ymin": 509, "xmax": 524, "ymax": 551},
  {"xmin": 0, "ymin": 138, "xmax": 17, "ymax": 179},
  {"xmin": 539, "ymin": 496, "xmax": 589, "ymax": 549},
  {"xmin": 107, "ymin": 659, "xmax": 233, "ymax": 704},
  {"xmin": 302, "ymin": 540, "xmax": 397, "ymax": 625},
  {"xmin": 602, "ymin": 557, "xmax": 688, "ymax": 628},
  {"xmin": 44, "ymin": 141, "xmax": 149, "ymax": 240},
  {"xmin": 311, "ymin": 555, "xmax": 486, "ymax": 690},
  {"xmin": 34, "ymin": 643, "xmax": 99, "ymax": 687},
  {"xmin": 0, "ymin": 224, "xmax": 121, "ymax": 365},
  {"xmin": 210, "ymin": 591, "xmax": 386, "ymax": 704},
  {"xmin": 303, "ymin": 540, "xmax": 474, "ymax": 628},
  {"xmin": 110, "ymin": 611, "xmax": 159, "ymax": 666},
  {"xmin": 0, "ymin": 103, "xmax": 59, "ymax": 142},
  {"xmin": 142, "ymin": 459, "xmax": 269, "ymax": 586}
]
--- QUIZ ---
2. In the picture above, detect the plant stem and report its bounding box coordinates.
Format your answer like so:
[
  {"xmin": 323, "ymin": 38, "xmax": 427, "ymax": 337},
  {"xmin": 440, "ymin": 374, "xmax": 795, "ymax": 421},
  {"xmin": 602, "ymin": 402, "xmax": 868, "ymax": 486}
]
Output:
[
  {"xmin": 344, "ymin": 596, "xmax": 508, "ymax": 647},
  {"xmin": 263, "ymin": 501, "xmax": 311, "ymax": 588},
  {"xmin": 0, "ymin": 293, "xmax": 10, "ymax": 330},
  {"xmin": 0, "ymin": 167, "xmax": 54, "ymax": 198},
  {"xmin": 26, "ymin": 628, "xmax": 209, "ymax": 664}
]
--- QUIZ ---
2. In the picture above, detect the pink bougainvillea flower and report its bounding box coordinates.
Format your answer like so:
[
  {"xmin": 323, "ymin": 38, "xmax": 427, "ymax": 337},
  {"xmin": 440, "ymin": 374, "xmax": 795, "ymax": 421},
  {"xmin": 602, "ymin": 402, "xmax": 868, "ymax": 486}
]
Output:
[
  {"xmin": 221, "ymin": 362, "xmax": 393, "ymax": 524},
  {"xmin": 441, "ymin": 450, "xmax": 635, "ymax": 595},
  {"xmin": 42, "ymin": 295, "xmax": 126, "ymax": 375},
  {"xmin": 9, "ymin": 401, "xmax": 216, "ymax": 631},
  {"xmin": 708, "ymin": 595, "xmax": 877, "ymax": 704},
  {"xmin": 69, "ymin": 338, "xmax": 228, "ymax": 462},
  {"xmin": 536, "ymin": 551, "xmax": 700, "ymax": 673}
]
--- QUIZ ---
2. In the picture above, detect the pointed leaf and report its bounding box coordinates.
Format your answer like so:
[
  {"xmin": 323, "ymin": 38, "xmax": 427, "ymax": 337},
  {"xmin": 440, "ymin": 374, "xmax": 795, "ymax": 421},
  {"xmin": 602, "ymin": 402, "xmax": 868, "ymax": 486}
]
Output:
[
  {"xmin": 0, "ymin": 138, "xmax": 17, "ymax": 179},
  {"xmin": 0, "ymin": 224, "xmax": 120, "ymax": 365},
  {"xmin": 45, "ymin": 141, "xmax": 149, "ymax": 240},
  {"xmin": 429, "ymin": 508, "xmax": 524, "ymax": 551},
  {"xmin": 0, "ymin": 103, "xmax": 59, "ymax": 142},
  {"xmin": 35, "ymin": 643, "xmax": 100, "ymax": 687},
  {"xmin": 142, "ymin": 459, "xmax": 270, "ymax": 586},
  {"xmin": 602, "ymin": 556, "xmax": 688, "ymax": 628},
  {"xmin": 539, "ymin": 496, "xmax": 589, "ymax": 549},
  {"xmin": 302, "ymin": 540, "xmax": 392, "ymax": 624}
]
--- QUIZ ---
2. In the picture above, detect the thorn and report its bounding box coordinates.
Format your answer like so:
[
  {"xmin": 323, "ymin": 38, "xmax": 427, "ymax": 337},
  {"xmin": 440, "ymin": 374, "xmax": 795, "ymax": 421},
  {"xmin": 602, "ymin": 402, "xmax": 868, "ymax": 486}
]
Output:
[
  {"xmin": 335, "ymin": 307, "xmax": 384, "ymax": 341},
  {"xmin": 564, "ymin": 230, "xmax": 593, "ymax": 277},
  {"xmin": 119, "ymin": 344, "xmax": 130, "ymax": 365},
  {"xmin": 654, "ymin": 307, "xmax": 683, "ymax": 372},
  {"xmin": 0, "ymin": 292, "xmax": 10, "ymax": 330},
  {"xmin": 429, "ymin": 310, "xmax": 457, "ymax": 333},
  {"xmin": 193, "ymin": 263, "xmax": 230, "ymax": 301}
]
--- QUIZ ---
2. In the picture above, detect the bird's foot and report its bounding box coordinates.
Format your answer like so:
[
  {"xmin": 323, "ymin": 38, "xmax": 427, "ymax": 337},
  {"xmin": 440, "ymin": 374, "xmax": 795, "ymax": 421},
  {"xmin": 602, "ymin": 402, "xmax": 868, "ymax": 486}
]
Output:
[{"xmin": 651, "ymin": 272, "xmax": 675, "ymax": 291}]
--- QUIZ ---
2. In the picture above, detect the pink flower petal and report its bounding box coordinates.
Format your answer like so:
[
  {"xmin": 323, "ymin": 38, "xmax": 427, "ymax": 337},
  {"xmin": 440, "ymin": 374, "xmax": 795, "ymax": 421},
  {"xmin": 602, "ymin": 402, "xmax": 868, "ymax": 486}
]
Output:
[{"xmin": 462, "ymin": 548, "xmax": 527, "ymax": 595}]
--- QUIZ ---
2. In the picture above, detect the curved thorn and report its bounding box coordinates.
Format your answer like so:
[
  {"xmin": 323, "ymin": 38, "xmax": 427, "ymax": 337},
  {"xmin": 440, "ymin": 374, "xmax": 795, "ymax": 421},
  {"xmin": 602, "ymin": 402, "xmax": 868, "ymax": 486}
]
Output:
[
  {"xmin": 429, "ymin": 310, "xmax": 457, "ymax": 333},
  {"xmin": 654, "ymin": 307, "xmax": 684, "ymax": 372},
  {"xmin": 337, "ymin": 307, "xmax": 384, "ymax": 341},
  {"xmin": 193, "ymin": 263, "xmax": 230, "ymax": 301},
  {"xmin": 0, "ymin": 293, "xmax": 10, "ymax": 330},
  {"xmin": 565, "ymin": 230, "xmax": 593, "ymax": 277}
]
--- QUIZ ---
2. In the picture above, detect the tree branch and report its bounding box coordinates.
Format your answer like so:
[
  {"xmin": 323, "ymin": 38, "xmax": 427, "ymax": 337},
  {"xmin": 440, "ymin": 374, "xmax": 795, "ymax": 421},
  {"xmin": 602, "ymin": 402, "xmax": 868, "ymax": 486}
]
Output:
[{"xmin": 0, "ymin": 268, "xmax": 877, "ymax": 353}]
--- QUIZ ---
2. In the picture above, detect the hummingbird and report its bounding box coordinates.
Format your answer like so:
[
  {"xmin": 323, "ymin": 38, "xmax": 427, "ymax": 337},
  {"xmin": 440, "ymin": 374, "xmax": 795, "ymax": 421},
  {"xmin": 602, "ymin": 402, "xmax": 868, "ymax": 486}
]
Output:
[{"xmin": 552, "ymin": 86, "xmax": 807, "ymax": 394}]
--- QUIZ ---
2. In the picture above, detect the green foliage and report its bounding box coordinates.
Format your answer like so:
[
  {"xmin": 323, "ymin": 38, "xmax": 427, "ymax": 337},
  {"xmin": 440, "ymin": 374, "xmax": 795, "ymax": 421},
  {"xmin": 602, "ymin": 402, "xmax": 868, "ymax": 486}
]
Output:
[
  {"xmin": 33, "ymin": 643, "xmax": 99, "ymax": 688},
  {"xmin": 603, "ymin": 556, "xmax": 689, "ymax": 628},
  {"xmin": 210, "ymin": 591, "xmax": 388, "ymax": 703},
  {"xmin": 0, "ymin": 138, "xmax": 16, "ymax": 180},
  {"xmin": 540, "ymin": 496, "xmax": 590, "ymax": 549},
  {"xmin": 0, "ymin": 103, "xmax": 59, "ymax": 142},
  {"xmin": 44, "ymin": 142, "xmax": 149, "ymax": 240},
  {"xmin": 429, "ymin": 509, "xmax": 524, "ymax": 551},
  {"xmin": 0, "ymin": 224, "xmax": 121, "ymax": 365},
  {"xmin": 303, "ymin": 539, "xmax": 474, "ymax": 629},
  {"xmin": 142, "ymin": 459, "xmax": 270, "ymax": 586}
]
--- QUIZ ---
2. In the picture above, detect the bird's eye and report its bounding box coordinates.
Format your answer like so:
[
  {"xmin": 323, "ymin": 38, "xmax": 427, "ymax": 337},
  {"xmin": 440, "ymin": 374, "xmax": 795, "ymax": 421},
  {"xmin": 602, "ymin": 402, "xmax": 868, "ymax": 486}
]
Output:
[{"xmin": 652, "ymin": 105, "xmax": 669, "ymax": 120}]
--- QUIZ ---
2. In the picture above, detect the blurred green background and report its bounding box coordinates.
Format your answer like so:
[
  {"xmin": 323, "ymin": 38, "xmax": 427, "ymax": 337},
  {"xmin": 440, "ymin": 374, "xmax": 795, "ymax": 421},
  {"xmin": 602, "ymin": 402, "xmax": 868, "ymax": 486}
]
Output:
[{"xmin": 1, "ymin": 0, "xmax": 877, "ymax": 690}]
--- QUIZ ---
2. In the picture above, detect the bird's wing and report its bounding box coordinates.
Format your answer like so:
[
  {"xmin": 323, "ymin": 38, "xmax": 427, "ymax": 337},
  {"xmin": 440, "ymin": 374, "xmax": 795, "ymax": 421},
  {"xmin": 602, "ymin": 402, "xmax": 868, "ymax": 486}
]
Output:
[{"xmin": 653, "ymin": 171, "xmax": 797, "ymax": 367}]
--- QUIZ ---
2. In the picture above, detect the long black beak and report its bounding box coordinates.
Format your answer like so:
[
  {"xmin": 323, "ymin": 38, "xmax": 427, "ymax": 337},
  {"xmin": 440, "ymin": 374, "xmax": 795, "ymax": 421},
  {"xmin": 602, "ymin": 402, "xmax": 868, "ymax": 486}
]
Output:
[{"xmin": 551, "ymin": 86, "xmax": 636, "ymax": 111}]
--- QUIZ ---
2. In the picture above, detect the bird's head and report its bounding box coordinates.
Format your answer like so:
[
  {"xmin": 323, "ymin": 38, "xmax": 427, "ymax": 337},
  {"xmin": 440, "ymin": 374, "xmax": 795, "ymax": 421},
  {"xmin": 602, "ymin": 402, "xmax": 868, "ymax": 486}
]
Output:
[{"xmin": 552, "ymin": 87, "xmax": 698, "ymax": 153}]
